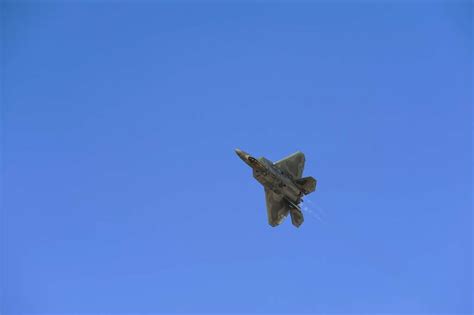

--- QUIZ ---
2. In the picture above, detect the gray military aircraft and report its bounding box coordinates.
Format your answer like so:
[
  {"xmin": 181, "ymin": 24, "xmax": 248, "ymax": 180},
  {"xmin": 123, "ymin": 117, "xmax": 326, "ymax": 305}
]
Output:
[{"xmin": 235, "ymin": 149, "xmax": 317, "ymax": 228}]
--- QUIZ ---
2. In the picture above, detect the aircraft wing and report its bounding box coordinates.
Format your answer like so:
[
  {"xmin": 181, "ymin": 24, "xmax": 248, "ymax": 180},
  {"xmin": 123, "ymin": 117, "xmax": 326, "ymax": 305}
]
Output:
[
  {"xmin": 274, "ymin": 151, "xmax": 305, "ymax": 179},
  {"xmin": 264, "ymin": 187, "xmax": 290, "ymax": 227}
]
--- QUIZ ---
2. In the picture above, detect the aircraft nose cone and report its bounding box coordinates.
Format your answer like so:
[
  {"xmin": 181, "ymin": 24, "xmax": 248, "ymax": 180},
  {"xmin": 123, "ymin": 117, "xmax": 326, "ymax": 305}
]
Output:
[
  {"xmin": 235, "ymin": 148, "xmax": 245, "ymax": 159},
  {"xmin": 235, "ymin": 148, "xmax": 259, "ymax": 168},
  {"xmin": 235, "ymin": 148, "xmax": 251, "ymax": 162}
]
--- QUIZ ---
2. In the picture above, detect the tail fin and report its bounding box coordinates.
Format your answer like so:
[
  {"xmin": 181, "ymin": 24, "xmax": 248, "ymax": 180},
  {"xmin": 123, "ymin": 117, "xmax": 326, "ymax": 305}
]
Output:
[{"xmin": 295, "ymin": 176, "xmax": 317, "ymax": 194}]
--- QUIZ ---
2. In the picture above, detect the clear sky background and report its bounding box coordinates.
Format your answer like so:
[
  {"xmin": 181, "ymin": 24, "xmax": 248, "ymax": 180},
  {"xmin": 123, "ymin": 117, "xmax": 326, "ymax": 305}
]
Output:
[{"xmin": 1, "ymin": 1, "xmax": 472, "ymax": 314}]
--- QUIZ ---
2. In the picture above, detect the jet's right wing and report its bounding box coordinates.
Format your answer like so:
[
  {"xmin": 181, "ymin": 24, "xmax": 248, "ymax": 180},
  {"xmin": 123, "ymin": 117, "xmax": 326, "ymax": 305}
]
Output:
[
  {"xmin": 264, "ymin": 188, "xmax": 290, "ymax": 227},
  {"xmin": 274, "ymin": 151, "xmax": 305, "ymax": 179}
]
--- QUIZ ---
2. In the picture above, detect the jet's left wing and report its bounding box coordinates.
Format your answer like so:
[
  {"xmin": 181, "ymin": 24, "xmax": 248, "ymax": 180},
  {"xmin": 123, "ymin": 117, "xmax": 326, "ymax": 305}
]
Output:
[
  {"xmin": 274, "ymin": 151, "xmax": 305, "ymax": 179},
  {"xmin": 264, "ymin": 188, "xmax": 290, "ymax": 227}
]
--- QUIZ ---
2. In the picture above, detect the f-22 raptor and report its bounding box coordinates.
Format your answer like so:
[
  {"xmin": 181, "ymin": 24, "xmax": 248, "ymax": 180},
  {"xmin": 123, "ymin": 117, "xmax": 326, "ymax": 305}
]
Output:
[{"xmin": 236, "ymin": 149, "xmax": 317, "ymax": 228}]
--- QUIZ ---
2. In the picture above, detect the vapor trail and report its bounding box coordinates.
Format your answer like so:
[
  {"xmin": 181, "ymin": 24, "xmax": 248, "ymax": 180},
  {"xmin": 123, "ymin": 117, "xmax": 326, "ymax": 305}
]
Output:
[{"xmin": 301, "ymin": 199, "xmax": 327, "ymax": 224}]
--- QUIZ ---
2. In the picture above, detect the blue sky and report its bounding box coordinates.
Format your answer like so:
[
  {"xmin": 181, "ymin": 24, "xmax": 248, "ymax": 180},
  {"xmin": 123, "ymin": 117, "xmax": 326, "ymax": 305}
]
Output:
[{"xmin": 1, "ymin": 1, "xmax": 472, "ymax": 314}]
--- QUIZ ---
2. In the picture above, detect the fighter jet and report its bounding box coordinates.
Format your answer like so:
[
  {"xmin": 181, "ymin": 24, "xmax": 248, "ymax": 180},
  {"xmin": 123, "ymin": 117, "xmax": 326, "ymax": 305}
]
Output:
[{"xmin": 235, "ymin": 149, "xmax": 317, "ymax": 228}]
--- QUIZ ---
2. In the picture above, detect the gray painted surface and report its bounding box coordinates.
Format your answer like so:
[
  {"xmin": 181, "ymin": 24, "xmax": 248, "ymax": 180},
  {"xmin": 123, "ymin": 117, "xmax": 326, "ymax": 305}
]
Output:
[{"xmin": 236, "ymin": 149, "xmax": 317, "ymax": 228}]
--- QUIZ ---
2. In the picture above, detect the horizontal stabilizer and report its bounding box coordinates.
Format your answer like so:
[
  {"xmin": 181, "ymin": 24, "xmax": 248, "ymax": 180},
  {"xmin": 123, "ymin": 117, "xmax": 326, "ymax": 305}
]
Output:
[
  {"xmin": 295, "ymin": 176, "xmax": 317, "ymax": 194},
  {"xmin": 290, "ymin": 208, "xmax": 304, "ymax": 228}
]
